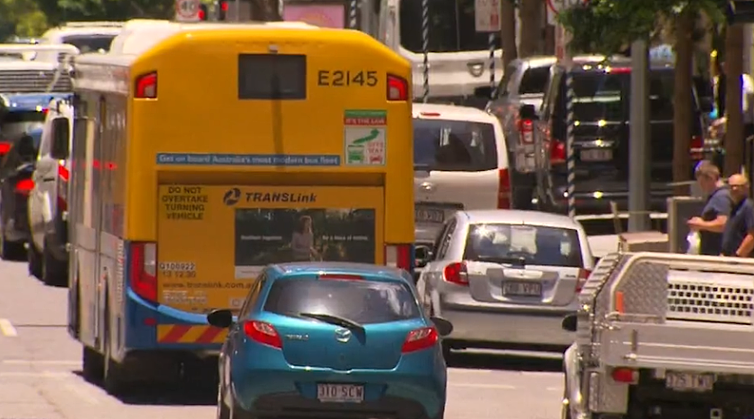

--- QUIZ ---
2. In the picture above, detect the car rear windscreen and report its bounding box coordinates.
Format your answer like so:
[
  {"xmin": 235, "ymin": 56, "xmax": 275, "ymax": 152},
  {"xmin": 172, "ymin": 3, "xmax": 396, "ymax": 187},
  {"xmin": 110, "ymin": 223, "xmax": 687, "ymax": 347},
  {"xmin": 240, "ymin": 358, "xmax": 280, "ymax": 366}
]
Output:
[
  {"xmin": 0, "ymin": 111, "xmax": 45, "ymax": 141},
  {"xmin": 238, "ymin": 54, "xmax": 306, "ymax": 100},
  {"xmin": 61, "ymin": 35, "xmax": 115, "ymax": 53},
  {"xmin": 413, "ymin": 119, "xmax": 497, "ymax": 171},
  {"xmin": 264, "ymin": 278, "xmax": 421, "ymax": 324},
  {"xmin": 463, "ymin": 223, "xmax": 583, "ymax": 268}
]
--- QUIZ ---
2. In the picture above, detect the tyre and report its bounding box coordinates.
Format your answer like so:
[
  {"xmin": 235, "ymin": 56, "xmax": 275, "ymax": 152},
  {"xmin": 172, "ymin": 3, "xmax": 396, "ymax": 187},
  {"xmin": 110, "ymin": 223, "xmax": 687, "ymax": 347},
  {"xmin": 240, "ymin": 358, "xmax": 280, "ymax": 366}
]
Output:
[
  {"xmin": 0, "ymin": 233, "xmax": 24, "ymax": 261},
  {"xmin": 41, "ymin": 238, "xmax": 66, "ymax": 287},
  {"xmin": 217, "ymin": 381, "xmax": 230, "ymax": 419},
  {"xmin": 81, "ymin": 346, "xmax": 104, "ymax": 383},
  {"xmin": 27, "ymin": 240, "xmax": 42, "ymax": 279}
]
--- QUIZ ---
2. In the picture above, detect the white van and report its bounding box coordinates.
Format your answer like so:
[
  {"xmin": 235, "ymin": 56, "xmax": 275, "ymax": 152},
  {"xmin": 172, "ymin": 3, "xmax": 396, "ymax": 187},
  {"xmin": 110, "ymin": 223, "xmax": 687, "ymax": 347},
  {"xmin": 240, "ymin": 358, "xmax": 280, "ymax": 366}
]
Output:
[{"xmin": 27, "ymin": 97, "xmax": 72, "ymax": 286}]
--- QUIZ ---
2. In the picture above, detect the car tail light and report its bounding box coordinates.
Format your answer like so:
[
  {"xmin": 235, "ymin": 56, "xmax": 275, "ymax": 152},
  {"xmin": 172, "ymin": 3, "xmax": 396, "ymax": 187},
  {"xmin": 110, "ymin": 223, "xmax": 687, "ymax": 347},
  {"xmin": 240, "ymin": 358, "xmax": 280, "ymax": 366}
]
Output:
[
  {"xmin": 14, "ymin": 179, "xmax": 34, "ymax": 195},
  {"xmin": 690, "ymin": 135, "xmax": 704, "ymax": 160},
  {"xmin": 609, "ymin": 67, "xmax": 631, "ymax": 74},
  {"xmin": 611, "ymin": 367, "xmax": 638, "ymax": 384},
  {"xmin": 443, "ymin": 262, "xmax": 468, "ymax": 286},
  {"xmin": 387, "ymin": 74, "xmax": 409, "ymax": 101},
  {"xmin": 576, "ymin": 268, "xmax": 591, "ymax": 293},
  {"xmin": 135, "ymin": 72, "xmax": 157, "ymax": 99},
  {"xmin": 129, "ymin": 242, "xmax": 157, "ymax": 303},
  {"xmin": 401, "ymin": 326, "xmax": 438, "ymax": 353},
  {"xmin": 0, "ymin": 142, "xmax": 10, "ymax": 154},
  {"xmin": 498, "ymin": 168, "xmax": 511, "ymax": 209},
  {"xmin": 58, "ymin": 164, "xmax": 69, "ymax": 181},
  {"xmin": 385, "ymin": 244, "xmax": 413, "ymax": 271},
  {"xmin": 243, "ymin": 320, "xmax": 282, "ymax": 349},
  {"xmin": 319, "ymin": 274, "xmax": 363, "ymax": 280},
  {"xmin": 551, "ymin": 140, "xmax": 566, "ymax": 164}
]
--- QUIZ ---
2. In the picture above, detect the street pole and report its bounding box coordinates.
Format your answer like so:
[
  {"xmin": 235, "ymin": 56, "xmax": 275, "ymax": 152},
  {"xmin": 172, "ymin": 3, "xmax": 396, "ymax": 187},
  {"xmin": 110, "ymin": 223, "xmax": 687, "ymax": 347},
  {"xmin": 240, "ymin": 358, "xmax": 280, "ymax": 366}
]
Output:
[
  {"xmin": 628, "ymin": 39, "xmax": 651, "ymax": 232},
  {"xmin": 555, "ymin": 15, "xmax": 575, "ymax": 218}
]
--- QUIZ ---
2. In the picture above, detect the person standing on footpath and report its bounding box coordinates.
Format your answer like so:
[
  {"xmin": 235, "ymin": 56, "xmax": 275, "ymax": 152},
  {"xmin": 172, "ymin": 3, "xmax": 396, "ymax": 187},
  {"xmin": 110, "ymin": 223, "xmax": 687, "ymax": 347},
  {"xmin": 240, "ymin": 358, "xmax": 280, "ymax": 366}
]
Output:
[
  {"xmin": 721, "ymin": 174, "xmax": 754, "ymax": 257},
  {"xmin": 687, "ymin": 161, "xmax": 732, "ymax": 255}
]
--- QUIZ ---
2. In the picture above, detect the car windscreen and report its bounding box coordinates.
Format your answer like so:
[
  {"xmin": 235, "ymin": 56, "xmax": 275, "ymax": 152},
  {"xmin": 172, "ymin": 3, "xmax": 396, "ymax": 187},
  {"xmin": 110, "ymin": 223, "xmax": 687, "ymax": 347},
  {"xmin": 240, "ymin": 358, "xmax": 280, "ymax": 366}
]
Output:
[
  {"xmin": 399, "ymin": 0, "xmax": 500, "ymax": 53},
  {"xmin": 413, "ymin": 119, "xmax": 497, "ymax": 171},
  {"xmin": 61, "ymin": 34, "xmax": 115, "ymax": 53},
  {"xmin": 463, "ymin": 223, "xmax": 583, "ymax": 268},
  {"xmin": 0, "ymin": 111, "xmax": 46, "ymax": 141},
  {"xmin": 264, "ymin": 278, "xmax": 421, "ymax": 325}
]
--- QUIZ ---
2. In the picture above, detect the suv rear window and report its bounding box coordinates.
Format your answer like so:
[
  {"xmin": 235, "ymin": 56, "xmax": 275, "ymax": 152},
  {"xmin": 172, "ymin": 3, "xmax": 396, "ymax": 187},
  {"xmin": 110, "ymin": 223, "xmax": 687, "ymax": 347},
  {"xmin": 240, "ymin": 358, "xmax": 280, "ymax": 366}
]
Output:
[
  {"xmin": 264, "ymin": 278, "xmax": 421, "ymax": 324},
  {"xmin": 519, "ymin": 67, "xmax": 550, "ymax": 95},
  {"xmin": 463, "ymin": 223, "xmax": 583, "ymax": 268},
  {"xmin": 0, "ymin": 111, "xmax": 46, "ymax": 140},
  {"xmin": 413, "ymin": 119, "xmax": 497, "ymax": 171}
]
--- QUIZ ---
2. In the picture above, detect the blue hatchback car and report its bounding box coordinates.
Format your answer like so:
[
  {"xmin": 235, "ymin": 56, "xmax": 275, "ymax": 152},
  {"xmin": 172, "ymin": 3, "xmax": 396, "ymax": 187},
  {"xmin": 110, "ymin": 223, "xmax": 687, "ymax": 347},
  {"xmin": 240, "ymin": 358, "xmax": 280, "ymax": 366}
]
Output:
[{"xmin": 207, "ymin": 262, "xmax": 453, "ymax": 419}]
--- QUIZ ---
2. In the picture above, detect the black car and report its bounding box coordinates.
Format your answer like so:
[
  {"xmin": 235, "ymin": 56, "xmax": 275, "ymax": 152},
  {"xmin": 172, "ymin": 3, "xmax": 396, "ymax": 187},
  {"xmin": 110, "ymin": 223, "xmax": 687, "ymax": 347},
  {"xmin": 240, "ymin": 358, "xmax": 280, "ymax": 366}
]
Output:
[
  {"xmin": 537, "ymin": 58, "xmax": 711, "ymax": 215},
  {"xmin": 0, "ymin": 131, "xmax": 40, "ymax": 260}
]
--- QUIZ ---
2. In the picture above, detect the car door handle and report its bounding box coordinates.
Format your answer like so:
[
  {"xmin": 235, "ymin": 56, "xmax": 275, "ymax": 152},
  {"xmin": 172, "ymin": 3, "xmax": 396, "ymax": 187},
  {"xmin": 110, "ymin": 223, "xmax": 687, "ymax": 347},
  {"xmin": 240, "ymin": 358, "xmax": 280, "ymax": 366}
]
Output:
[{"xmin": 42, "ymin": 177, "xmax": 55, "ymax": 182}]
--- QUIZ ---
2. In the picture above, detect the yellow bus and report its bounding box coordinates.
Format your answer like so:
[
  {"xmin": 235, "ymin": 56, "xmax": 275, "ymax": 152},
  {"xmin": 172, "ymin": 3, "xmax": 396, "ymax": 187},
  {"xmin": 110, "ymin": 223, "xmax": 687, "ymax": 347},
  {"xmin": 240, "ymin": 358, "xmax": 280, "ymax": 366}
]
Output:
[{"xmin": 67, "ymin": 21, "xmax": 415, "ymax": 393}]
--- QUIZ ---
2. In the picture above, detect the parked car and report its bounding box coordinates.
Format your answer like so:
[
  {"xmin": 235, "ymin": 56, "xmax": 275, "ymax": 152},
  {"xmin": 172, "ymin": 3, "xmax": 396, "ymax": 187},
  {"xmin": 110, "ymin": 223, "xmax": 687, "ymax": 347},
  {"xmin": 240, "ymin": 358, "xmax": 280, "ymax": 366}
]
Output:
[
  {"xmin": 412, "ymin": 104, "xmax": 509, "ymax": 261},
  {"xmin": 27, "ymin": 98, "xmax": 72, "ymax": 285},
  {"xmin": 207, "ymin": 262, "xmax": 452, "ymax": 419},
  {"xmin": 0, "ymin": 129, "xmax": 42, "ymax": 260},
  {"xmin": 537, "ymin": 57, "xmax": 712, "ymax": 215},
  {"xmin": 415, "ymin": 209, "xmax": 593, "ymax": 353}
]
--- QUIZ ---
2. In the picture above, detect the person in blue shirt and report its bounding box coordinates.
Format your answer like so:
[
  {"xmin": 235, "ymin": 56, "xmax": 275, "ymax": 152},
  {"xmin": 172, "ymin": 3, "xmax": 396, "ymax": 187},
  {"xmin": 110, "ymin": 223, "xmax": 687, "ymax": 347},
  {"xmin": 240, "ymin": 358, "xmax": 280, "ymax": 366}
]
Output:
[
  {"xmin": 687, "ymin": 161, "xmax": 732, "ymax": 255},
  {"xmin": 721, "ymin": 174, "xmax": 754, "ymax": 257}
]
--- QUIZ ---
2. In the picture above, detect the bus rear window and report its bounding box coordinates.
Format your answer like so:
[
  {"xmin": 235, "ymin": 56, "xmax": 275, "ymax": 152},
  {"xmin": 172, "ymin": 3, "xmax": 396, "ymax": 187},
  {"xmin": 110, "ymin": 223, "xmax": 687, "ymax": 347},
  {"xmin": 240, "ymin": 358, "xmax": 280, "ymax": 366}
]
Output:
[{"xmin": 238, "ymin": 54, "xmax": 306, "ymax": 100}]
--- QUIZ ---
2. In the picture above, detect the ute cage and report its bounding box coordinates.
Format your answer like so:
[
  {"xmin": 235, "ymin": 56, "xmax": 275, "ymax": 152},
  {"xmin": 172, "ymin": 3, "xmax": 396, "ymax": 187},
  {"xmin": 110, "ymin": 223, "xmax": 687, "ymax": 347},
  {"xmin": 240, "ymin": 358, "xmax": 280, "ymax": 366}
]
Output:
[{"xmin": 0, "ymin": 44, "xmax": 79, "ymax": 93}]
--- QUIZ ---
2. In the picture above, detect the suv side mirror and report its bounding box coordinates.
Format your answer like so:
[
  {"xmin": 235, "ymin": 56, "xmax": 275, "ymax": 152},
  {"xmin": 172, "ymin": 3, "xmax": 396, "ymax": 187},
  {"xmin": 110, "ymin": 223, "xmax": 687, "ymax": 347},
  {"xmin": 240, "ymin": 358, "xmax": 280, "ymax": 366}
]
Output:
[
  {"xmin": 50, "ymin": 118, "xmax": 70, "ymax": 160},
  {"xmin": 519, "ymin": 104, "xmax": 537, "ymax": 120},
  {"xmin": 207, "ymin": 309, "xmax": 234, "ymax": 329},
  {"xmin": 415, "ymin": 245, "xmax": 433, "ymax": 268},
  {"xmin": 562, "ymin": 313, "xmax": 577, "ymax": 332}
]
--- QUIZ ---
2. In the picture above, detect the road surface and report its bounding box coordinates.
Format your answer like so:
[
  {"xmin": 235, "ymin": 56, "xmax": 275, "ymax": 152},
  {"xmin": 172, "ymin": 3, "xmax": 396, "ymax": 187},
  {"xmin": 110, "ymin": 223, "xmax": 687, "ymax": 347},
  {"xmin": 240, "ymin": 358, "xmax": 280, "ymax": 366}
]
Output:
[{"xmin": 0, "ymin": 258, "xmax": 564, "ymax": 419}]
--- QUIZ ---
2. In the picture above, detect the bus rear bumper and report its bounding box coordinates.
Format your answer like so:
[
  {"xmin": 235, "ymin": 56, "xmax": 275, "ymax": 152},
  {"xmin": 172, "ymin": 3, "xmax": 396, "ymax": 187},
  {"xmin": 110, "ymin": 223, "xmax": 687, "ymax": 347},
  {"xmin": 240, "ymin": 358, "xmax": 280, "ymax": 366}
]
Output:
[{"xmin": 123, "ymin": 288, "xmax": 223, "ymax": 355}]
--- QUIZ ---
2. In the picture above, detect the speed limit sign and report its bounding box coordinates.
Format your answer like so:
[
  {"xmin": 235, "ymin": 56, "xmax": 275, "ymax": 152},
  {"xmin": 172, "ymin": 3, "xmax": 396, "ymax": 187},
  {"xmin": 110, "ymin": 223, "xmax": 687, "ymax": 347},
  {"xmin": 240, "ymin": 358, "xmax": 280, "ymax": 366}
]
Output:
[{"xmin": 175, "ymin": 0, "xmax": 201, "ymax": 21}]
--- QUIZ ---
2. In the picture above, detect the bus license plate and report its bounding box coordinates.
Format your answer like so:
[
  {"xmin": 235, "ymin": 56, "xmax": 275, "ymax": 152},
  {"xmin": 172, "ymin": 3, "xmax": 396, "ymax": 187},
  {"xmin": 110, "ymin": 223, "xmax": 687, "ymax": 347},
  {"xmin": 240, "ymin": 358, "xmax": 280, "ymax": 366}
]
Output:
[
  {"xmin": 665, "ymin": 372, "xmax": 714, "ymax": 392},
  {"xmin": 503, "ymin": 282, "xmax": 542, "ymax": 297},
  {"xmin": 317, "ymin": 384, "xmax": 364, "ymax": 403},
  {"xmin": 580, "ymin": 149, "xmax": 613, "ymax": 162},
  {"xmin": 415, "ymin": 208, "xmax": 444, "ymax": 223}
]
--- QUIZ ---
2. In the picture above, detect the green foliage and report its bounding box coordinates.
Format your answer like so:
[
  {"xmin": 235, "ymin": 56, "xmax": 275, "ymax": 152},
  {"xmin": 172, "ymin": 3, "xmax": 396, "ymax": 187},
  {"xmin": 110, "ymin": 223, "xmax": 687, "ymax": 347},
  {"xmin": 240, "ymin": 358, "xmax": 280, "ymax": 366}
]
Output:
[{"xmin": 556, "ymin": 0, "xmax": 727, "ymax": 56}]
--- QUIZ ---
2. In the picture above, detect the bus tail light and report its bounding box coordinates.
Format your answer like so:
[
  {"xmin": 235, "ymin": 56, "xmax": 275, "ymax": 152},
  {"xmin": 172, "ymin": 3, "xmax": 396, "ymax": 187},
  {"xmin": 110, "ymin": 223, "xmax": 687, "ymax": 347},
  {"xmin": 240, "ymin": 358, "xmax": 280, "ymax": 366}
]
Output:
[
  {"xmin": 385, "ymin": 244, "xmax": 414, "ymax": 271},
  {"xmin": 498, "ymin": 168, "xmax": 511, "ymax": 209},
  {"xmin": 387, "ymin": 74, "xmax": 409, "ymax": 101},
  {"xmin": 135, "ymin": 72, "xmax": 157, "ymax": 99},
  {"xmin": 129, "ymin": 242, "xmax": 157, "ymax": 303}
]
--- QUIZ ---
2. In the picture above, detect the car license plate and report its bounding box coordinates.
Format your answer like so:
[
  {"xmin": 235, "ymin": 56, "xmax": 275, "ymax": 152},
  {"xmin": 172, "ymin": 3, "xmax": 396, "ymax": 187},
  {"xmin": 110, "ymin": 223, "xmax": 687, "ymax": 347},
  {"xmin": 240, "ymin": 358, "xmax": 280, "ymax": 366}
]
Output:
[
  {"xmin": 665, "ymin": 372, "xmax": 714, "ymax": 392},
  {"xmin": 503, "ymin": 281, "xmax": 542, "ymax": 297},
  {"xmin": 580, "ymin": 149, "xmax": 613, "ymax": 162},
  {"xmin": 317, "ymin": 384, "xmax": 364, "ymax": 403},
  {"xmin": 415, "ymin": 208, "xmax": 444, "ymax": 223}
]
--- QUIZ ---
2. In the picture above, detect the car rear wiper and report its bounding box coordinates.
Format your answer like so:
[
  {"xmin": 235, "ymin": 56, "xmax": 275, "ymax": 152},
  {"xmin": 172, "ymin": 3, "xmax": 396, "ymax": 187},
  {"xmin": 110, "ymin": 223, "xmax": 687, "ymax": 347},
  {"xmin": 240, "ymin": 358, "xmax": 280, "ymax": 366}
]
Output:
[
  {"xmin": 299, "ymin": 312, "xmax": 365, "ymax": 333},
  {"xmin": 475, "ymin": 255, "xmax": 526, "ymax": 267}
]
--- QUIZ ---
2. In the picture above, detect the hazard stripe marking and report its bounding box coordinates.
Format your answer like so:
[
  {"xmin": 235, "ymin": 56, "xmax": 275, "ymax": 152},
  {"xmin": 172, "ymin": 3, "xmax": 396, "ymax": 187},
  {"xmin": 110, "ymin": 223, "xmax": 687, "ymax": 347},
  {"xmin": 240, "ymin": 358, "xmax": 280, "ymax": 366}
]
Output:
[
  {"xmin": 196, "ymin": 326, "xmax": 224, "ymax": 343},
  {"xmin": 160, "ymin": 325, "xmax": 192, "ymax": 343}
]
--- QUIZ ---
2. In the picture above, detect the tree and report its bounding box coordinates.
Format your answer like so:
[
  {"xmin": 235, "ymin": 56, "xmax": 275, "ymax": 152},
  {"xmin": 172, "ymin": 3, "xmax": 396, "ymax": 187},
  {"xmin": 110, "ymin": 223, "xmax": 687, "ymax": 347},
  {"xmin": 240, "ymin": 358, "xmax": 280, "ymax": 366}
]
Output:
[
  {"xmin": 557, "ymin": 0, "xmax": 727, "ymax": 193},
  {"xmin": 501, "ymin": 0, "xmax": 518, "ymax": 67},
  {"xmin": 724, "ymin": 23, "xmax": 745, "ymax": 176},
  {"xmin": 519, "ymin": 0, "xmax": 543, "ymax": 57}
]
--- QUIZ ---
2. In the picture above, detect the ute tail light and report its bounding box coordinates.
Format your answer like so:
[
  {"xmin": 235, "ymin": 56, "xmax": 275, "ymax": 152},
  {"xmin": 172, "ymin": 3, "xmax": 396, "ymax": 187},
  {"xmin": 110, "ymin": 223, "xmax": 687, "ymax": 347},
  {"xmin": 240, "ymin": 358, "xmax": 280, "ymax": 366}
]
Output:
[
  {"xmin": 243, "ymin": 320, "xmax": 282, "ymax": 349},
  {"xmin": 0, "ymin": 142, "xmax": 11, "ymax": 154},
  {"xmin": 129, "ymin": 242, "xmax": 157, "ymax": 303},
  {"xmin": 611, "ymin": 367, "xmax": 638, "ymax": 384},
  {"xmin": 319, "ymin": 274, "xmax": 363, "ymax": 280},
  {"xmin": 690, "ymin": 135, "xmax": 704, "ymax": 160},
  {"xmin": 443, "ymin": 262, "xmax": 469, "ymax": 286},
  {"xmin": 576, "ymin": 268, "xmax": 591, "ymax": 293},
  {"xmin": 14, "ymin": 179, "xmax": 34, "ymax": 195},
  {"xmin": 385, "ymin": 244, "xmax": 414, "ymax": 272},
  {"xmin": 551, "ymin": 140, "xmax": 566, "ymax": 164},
  {"xmin": 387, "ymin": 74, "xmax": 409, "ymax": 101},
  {"xmin": 401, "ymin": 326, "xmax": 439, "ymax": 353},
  {"xmin": 135, "ymin": 72, "xmax": 157, "ymax": 99},
  {"xmin": 498, "ymin": 168, "xmax": 511, "ymax": 209}
]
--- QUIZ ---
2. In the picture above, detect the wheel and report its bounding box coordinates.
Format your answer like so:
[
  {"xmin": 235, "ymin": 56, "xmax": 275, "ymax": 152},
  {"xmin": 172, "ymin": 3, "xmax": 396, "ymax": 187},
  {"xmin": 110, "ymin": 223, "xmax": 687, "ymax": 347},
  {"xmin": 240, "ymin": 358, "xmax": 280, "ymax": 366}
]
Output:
[
  {"xmin": 42, "ymin": 238, "xmax": 66, "ymax": 287},
  {"xmin": 231, "ymin": 398, "xmax": 256, "ymax": 419},
  {"xmin": 0, "ymin": 232, "xmax": 24, "ymax": 261},
  {"xmin": 81, "ymin": 346, "xmax": 104, "ymax": 383},
  {"xmin": 217, "ymin": 381, "xmax": 230, "ymax": 419},
  {"xmin": 27, "ymin": 240, "xmax": 42, "ymax": 279}
]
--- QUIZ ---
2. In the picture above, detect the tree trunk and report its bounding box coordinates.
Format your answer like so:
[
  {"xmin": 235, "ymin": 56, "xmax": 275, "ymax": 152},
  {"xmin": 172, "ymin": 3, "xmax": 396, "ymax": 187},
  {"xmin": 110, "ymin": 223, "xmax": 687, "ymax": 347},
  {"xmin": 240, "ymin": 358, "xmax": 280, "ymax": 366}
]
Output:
[
  {"xmin": 518, "ymin": 0, "xmax": 542, "ymax": 57},
  {"xmin": 500, "ymin": 0, "xmax": 518, "ymax": 67},
  {"xmin": 672, "ymin": 10, "xmax": 694, "ymax": 195},
  {"xmin": 724, "ymin": 23, "xmax": 745, "ymax": 176}
]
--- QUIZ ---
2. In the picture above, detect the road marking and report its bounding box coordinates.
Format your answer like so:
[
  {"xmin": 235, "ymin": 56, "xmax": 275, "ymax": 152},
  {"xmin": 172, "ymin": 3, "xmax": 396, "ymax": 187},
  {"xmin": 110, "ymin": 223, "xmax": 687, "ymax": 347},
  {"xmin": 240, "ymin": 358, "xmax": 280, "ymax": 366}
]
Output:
[
  {"xmin": 64, "ymin": 382, "xmax": 100, "ymax": 405},
  {"xmin": 451, "ymin": 383, "xmax": 516, "ymax": 389},
  {"xmin": 3, "ymin": 360, "xmax": 79, "ymax": 365},
  {"xmin": 0, "ymin": 318, "xmax": 17, "ymax": 337},
  {"xmin": 0, "ymin": 371, "xmax": 69, "ymax": 378}
]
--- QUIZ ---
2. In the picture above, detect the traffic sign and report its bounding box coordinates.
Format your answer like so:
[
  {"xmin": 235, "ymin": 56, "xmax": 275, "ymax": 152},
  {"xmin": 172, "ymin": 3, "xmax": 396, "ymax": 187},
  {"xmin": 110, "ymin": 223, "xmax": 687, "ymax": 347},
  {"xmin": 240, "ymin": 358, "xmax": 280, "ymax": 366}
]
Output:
[
  {"xmin": 475, "ymin": 0, "xmax": 501, "ymax": 33},
  {"xmin": 175, "ymin": 0, "xmax": 201, "ymax": 22}
]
